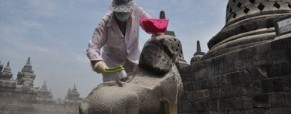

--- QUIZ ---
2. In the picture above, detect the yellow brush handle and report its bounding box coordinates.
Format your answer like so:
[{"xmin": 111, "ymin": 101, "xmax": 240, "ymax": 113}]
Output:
[{"xmin": 104, "ymin": 65, "xmax": 125, "ymax": 73}]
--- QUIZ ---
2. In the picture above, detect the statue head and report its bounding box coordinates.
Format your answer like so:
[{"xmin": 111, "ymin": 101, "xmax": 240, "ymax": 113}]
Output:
[{"xmin": 139, "ymin": 35, "xmax": 182, "ymax": 75}]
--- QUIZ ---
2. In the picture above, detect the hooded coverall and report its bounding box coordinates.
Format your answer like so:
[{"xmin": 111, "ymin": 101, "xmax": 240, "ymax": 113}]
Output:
[{"xmin": 86, "ymin": 5, "xmax": 150, "ymax": 82}]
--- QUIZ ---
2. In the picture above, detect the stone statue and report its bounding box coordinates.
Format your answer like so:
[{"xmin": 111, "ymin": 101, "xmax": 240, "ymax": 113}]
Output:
[{"xmin": 79, "ymin": 34, "xmax": 183, "ymax": 114}]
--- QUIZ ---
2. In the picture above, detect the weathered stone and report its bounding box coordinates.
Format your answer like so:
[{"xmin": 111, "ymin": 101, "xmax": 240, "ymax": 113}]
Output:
[
  {"xmin": 179, "ymin": 0, "xmax": 291, "ymax": 114},
  {"xmin": 252, "ymin": 94, "xmax": 271, "ymax": 108},
  {"xmin": 81, "ymin": 35, "xmax": 183, "ymax": 114},
  {"xmin": 272, "ymin": 78, "xmax": 284, "ymax": 92},
  {"xmin": 264, "ymin": 108, "xmax": 291, "ymax": 114},
  {"xmin": 209, "ymin": 88, "xmax": 222, "ymax": 100},
  {"xmin": 267, "ymin": 50, "xmax": 289, "ymax": 63},
  {"xmin": 191, "ymin": 101, "xmax": 209, "ymax": 112},
  {"xmin": 261, "ymin": 79, "xmax": 273, "ymax": 94},
  {"xmin": 269, "ymin": 93, "xmax": 286, "ymax": 107},
  {"xmin": 184, "ymin": 82, "xmax": 193, "ymax": 91},
  {"xmin": 209, "ymin": 100, "xmax": 218, "ymax": 111},
  {"xmin": 229, "ymin": 96, "xmax": 252, "ymax": 110},
  {"xmin": 283, "ymin": 75, "xmax": 291, "ymax": 92},
  {"xmin": 286, "ymin": 92, "xmax": 291, "ymax": 107},
  {"xmin": 190, "ymin": 89, "xmax": 209, "ymax": 101},
  {"xmin": 139, "ymin": 42, "xmax": 173, "ymax": 75},
  {"xmin": 248, "ymin": 108, "xmax": 266, "ymax": 114},
  {"xmin": 193, "ymin": 79, "xmax": 208, "ymax": 91}
]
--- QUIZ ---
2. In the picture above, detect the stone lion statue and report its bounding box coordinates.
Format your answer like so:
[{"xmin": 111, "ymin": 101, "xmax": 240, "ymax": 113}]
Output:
[{"xmin": 79, "ymin": 35, "xmax": 183, "ymax": 114}]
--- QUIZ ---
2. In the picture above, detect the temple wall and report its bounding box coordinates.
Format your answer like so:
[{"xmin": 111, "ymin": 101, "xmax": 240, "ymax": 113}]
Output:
[
  {"xmin": 178, "ymin": 37, "xmax": 291, "ymax": 114},
  {"xmin": 0, "ymin": 104, "xmax": 78, "ymax": 114},
  {"xmin": 0, "ymin": 90, "xmax": 79, "ymax": 114}
]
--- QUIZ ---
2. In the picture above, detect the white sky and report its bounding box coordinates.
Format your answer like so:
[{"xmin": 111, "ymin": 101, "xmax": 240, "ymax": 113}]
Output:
[{"xmin": 0, "ymin": 0, "xmax": 227, "ymax": 99}]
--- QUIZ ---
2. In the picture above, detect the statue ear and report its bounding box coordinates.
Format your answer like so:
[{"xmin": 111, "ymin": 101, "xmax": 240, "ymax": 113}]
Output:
[{"xmin": 159, "ymin": 36, "xmax": 183, "ymax": 63}]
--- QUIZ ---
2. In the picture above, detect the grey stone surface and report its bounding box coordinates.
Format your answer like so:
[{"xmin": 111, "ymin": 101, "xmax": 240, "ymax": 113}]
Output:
[
  {"xmin": 179, "ymin": 0, "xmax": 291, "ymax": 114},
  {"xmin": 80, "ymin": 35, "xmax": 183, "ymax": 114}
]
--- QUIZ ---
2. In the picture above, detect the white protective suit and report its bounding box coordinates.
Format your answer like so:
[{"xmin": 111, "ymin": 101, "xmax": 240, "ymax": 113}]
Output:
[{"xmin": 86, "ymin": 4, "xmax": 150, "ymax": 81}]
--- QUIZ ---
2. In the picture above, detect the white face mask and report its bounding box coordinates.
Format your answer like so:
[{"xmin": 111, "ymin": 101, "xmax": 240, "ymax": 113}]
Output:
[{"xmin": 114, "ymin": 12, "xmax": 131, "ymax": 22}]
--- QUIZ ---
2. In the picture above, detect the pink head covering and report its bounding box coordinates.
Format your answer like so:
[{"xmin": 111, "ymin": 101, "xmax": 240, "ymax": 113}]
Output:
[{"xmin": 140, "ymin": 18, "xmax": 169, "ymax": 35}]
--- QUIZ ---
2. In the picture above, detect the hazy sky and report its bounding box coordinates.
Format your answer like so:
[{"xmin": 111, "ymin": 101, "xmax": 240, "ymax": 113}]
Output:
[{"xmin": 0, "ymin": 0, "xmax": 227, "ymax": 99}]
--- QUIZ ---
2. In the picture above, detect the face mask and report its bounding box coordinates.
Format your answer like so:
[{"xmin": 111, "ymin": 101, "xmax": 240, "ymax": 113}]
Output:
[{"xmin": 114, "ymin": 12, "xmax": 131, "ymax": 22}]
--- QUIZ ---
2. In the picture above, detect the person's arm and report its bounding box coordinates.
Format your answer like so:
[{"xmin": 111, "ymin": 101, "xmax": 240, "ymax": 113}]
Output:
[
  {"xmin": 135, "ymin": 5, "xmax": 151, "ymax": 19},
  {"xmin": 86, "ymin": 14, "xmax": 110, "ymax": 73}
]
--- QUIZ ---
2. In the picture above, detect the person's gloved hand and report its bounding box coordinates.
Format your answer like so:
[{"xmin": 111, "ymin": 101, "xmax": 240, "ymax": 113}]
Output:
[{"xmin": 93, "ymin": 61, "xmax": 109, "ymax": 73}]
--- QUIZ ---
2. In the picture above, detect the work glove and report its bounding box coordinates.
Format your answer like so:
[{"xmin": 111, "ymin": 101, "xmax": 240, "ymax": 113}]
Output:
[{"xmin": 93, "ymin": 61, "xmax": 109, "ymax": 73}]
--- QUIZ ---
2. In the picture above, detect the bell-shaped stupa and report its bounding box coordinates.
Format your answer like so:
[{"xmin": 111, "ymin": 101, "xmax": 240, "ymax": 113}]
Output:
[{"xmin": 206, "ymin": 0, "xmax": 291, "ymax": 59}]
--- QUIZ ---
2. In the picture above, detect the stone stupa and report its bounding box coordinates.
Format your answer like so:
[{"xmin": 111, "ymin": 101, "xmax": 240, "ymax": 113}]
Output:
[{"xmin": 179, "ymin": 0, "xmax": 291, "ymax": 113}]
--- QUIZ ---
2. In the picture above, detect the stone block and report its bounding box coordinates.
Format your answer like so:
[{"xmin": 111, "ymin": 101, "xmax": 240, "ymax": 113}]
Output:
[
  {"xmin": 209, "ymin": 88, "xmax": 222, "ymax": 100},
  {"xmin": 268, "ymin": 63, "xmax": 290, "ymax": 78},
  {"xmin": 255, "ymin": 43, "xmax": 271, "ymax": 54},
  {"xmin": 229, "ymin": 96, "xmax": 252, "ymax": 110},
  {"xmin": 191, "ymin": 62, "xmax": 208, "ymax": 73},
  {"xmin": 252, "ymin": 94, "xmax": 271, "ymax": 108},
  {"xmin": 269, "ymin": 93, "xmax": 286, "ymax": 107},
  {"xmin": 228, "ymin": 110, "xmax": 246, "ymax": 114},
  {"xmin": 181, "ymin": 101, "xmax": 191, "ymax": 113},
  {"xmin": 248, "ymin": 108, "xmax": 266, "ymax": 114},
  {"xmin": 191, "ymin": 101, "xmax": 209, "ymax": 112},
  {"xmin": 231, "ymin": 85, "xmax": 246, "ymax": 97},
  {"xmin": 223, "ymin": 64, "xmax": 236, "ymax": 75},
  {"xmin": 271, "ymin": 37, "xmax": 289, "ymax": 50},
  {"xmin": 191, "ymin": 89, "xmax": 210, "ymax": 101},
  {"xmin": 239, "ymin": 47, "xmax": 255, "ymax": 59},
  {"xmin": 181, "ymin": 74, "xmax": 192, "ymax": 82},
  {"xmin": 193, "ymin": 79, "xmax": 208, "ymax": 91},
  {"xmin": 283, "ymin": 75, "xmax": 291, "ymax": 92},
  {"xmin": 211, "ymin": 65, "xmax": 223, "ymax": 76},
  {"xmin": 281, "ymin": 108, "xmax": 291, "ymax": 114},
  {"xmin": 214, "ymin": 76, "xmax": 222, "ymax": 88},
  {"xmin": 234, "ymin": 58, "xmax": 253, "ymax": 70},
  {"xmin": 209, "ymin": 100, "xmax": 218, "ymax": 111},
  {"xmin": 261, "ymin": 79, "xmax": 273, "ymax": 94},
  {"xmin": 193, "ymin": 68, "xmax": 209, "ymax": 81},
  {"xmin": 242, "ymin": 83, "xmax": 253, "ymax": 96},
  {"xmin": 248, "ymin": 68, "xmax": 267, "ymax": 82},
  {"xmin": 207, "ymin": 76, "xmax": 222, "ymax": 89},
  {"xmin": 181, "ymin": 92, "xmax": 188, "ymax": 101},
  {"xmin": 186, "ymin": 92, "xmax": 192, "ymax": 102},
  {"xmin": 286, "ymin": 92, "xmax": 291, "ymax": 107},
  {"xmin": 221, "ymin": 86, "xmax": 232, "ymax": 98},
  {"xmin": 267, "ymin": 50, "xmax": 288, "ymax": 63},
  {"xmin": 184, "ymin": 82, "xmax": 193, "ymax": 91},
  {"xmin": 253, "ymin": 53, "xmax": 269, "ymax": 67},
  {"xmin": 254, "ymin": 65, "xmax": 271, "ymax": 80},
  {"xmin": 264, "ymin": 108, "xmax": 290, "ymax": 114},
  {"xmin": 228, "ymin": 71, "xmax": 250, "ymax": 85},
  {"xmin": 178, "ymin": 102, "xmax": 183, "ymax": 112},
  {"xmin": 260, "ymin": 78, "xmax": 284, "ymax": 93},
  {"xmin": 209, "ymin": 57, "xmax": 225, "ymax": 76},
  {"xmin": 271, "ymin": 78, "xmax": 284, "ymax": 92},
  {"xmin": 221, "ymin": 74, "xmax": 231, "ymax": 87},
  {"xmin": 223, "ymin": 54, "xmax": 237, "ymax": 73},
  {"xmin": 219, "ymin": 98, "xmax": 231, "ymax": 111},
  {"xmin": 180, "ymin": 66, "xmax": 190, "ymax": 74}
]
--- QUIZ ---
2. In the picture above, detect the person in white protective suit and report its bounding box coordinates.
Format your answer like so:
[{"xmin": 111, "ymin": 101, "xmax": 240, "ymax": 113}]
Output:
[{"xmin": 86, "ymin": 0, "xmax": 150, "ymax": 82}]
